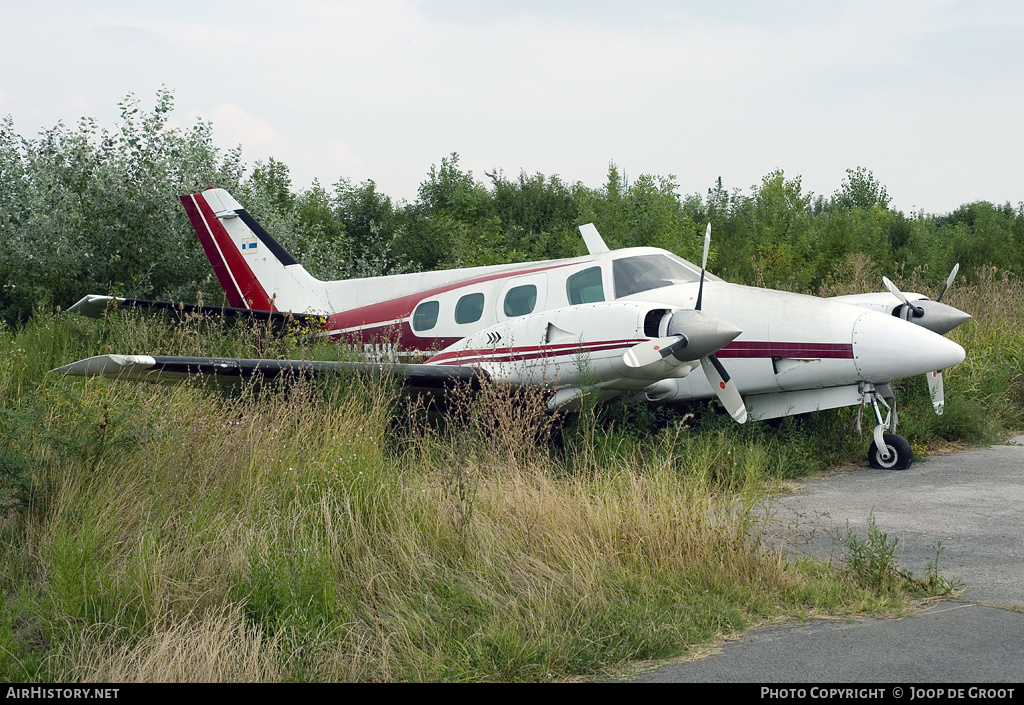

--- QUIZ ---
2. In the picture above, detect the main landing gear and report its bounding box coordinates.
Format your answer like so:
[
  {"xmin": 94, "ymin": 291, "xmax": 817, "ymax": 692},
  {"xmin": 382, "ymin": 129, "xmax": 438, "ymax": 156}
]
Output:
[{"xmin": 859, "ymin": 382, "xmax": 914, "ymax": 470}]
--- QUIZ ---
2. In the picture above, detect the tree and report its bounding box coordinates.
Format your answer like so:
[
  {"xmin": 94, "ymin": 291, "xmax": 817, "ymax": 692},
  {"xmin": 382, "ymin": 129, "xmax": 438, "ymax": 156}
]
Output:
[
  {"xmin": 291, "ymin": 179, "xmax": 347, "ymax": 281},
  {"xmin": 0, "ymin": 88, "xmax": 245, "ymax": 323},
  {"xmin": 745, "ymin": 170, "xmax": 812, "ymax": 288},
  {"xmin": 486, "ymin": 169, "xmax": 579, "ymax": 262},
  {"xmin": 247, "ymin": 157, "xmax": 296, "ymax": 216},
  {"xmin": 488, "ymin": 170, "xmax": 576, "ymax": 237},
  {"xmin": 416, "ymin": 152, "xmax": 490, "ymax": 223},
  {"xmin": 832, "ymin": 167, "xmax": 891, "ymax": 210},
  {"xmin": 572, "ymin": 163, "xmax": 700, "ymax": 262},
  {"xmin": 943, "ymin": 201, "xmax": 1018, "ymax": 276},
  {"xmin": 334, "ymin": 178, "xmax": 405, "ymax": 277}
]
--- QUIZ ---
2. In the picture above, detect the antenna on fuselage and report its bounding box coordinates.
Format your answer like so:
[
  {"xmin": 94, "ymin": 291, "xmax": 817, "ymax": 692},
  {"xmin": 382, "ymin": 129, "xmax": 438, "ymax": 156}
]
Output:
[{"xmin": 578, "ymin": 223, "xmax": 610, "ymax": 255}]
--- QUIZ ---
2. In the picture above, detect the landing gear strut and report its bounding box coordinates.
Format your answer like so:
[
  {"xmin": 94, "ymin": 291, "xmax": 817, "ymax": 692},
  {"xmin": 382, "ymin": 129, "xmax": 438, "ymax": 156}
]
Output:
[{"xmin": 859, "ymin": 382, "xmax": 913, "ymax": 470}]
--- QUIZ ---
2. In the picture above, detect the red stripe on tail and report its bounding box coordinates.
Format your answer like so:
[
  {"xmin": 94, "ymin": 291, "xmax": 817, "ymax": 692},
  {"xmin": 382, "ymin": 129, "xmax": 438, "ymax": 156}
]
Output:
[
  {"xmin": 180, "ymin": 194, "xmax": 240, "ymax": 307},
  {"xmin": 180, "ymin": 193, "xmax": 276, "ymax": 311}
]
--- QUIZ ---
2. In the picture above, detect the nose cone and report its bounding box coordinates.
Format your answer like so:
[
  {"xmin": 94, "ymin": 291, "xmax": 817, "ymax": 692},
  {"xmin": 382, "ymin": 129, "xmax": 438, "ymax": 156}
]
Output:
[
  {"xmin": 912, "ymin": 300, "xmax": 972, "ymax": 335},
  {"xmin": 853, "ymin": 311, "xmax": 965, "ymax": 382}
]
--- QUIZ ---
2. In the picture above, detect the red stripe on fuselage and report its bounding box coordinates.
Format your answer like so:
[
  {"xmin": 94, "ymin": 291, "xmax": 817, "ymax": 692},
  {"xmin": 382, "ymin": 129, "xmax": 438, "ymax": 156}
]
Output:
[
  {"xmin": 428, "ymin": 340, "xmax": 854, "ymax": 367},
  {"xmin": 716, "ymin": 341, "xmax": 854, "ymax": 359},
  {"xmin": 324, "ymin": 260, "xmax": 585, "ymax": 347},
  {"xmin": 325, "ymin": 326, "xmax": 856, "ymax": 366},
  {"xmin": 427, "ymin": 339, "xmax": 641, "ymax": 366},
  {"xmin": 330, "ymin": 321, "xmax": 462, "ymax": 356}
]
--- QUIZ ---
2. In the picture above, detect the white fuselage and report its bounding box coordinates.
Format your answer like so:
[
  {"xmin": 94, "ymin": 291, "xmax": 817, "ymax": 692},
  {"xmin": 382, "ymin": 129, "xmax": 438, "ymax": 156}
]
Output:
[{"xmin": 309, "ymin": 248, "xmax": 964, "ymax": 418}]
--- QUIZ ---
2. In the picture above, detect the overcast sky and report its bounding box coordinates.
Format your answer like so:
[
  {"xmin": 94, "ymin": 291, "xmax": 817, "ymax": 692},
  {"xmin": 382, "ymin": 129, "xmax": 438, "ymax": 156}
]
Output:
[{"xmin": 2, "ymin": 0, "xmax": 1021, "ymax": 214}]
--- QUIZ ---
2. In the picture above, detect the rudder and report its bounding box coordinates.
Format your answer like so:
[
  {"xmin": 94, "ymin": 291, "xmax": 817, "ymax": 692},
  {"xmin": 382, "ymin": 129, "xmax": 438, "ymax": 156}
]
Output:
[{"xmin": 180, "ymin": 188, "xmax": 324, "ymax": 313}]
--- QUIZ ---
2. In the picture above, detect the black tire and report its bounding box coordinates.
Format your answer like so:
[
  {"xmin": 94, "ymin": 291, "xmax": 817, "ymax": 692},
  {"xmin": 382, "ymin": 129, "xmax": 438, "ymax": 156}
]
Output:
[{"xmin": 868, "ymin": 433, "xmax": 913, "ymax": 470}]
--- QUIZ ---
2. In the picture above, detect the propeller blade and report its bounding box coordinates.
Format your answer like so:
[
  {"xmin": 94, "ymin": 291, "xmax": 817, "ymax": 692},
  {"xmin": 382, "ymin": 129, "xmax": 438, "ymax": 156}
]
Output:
[
  {"xmin": 936, "ymin": 263, "xmax": 960, "ymax": 303},
  {"xmin": 701, "ymin": 353, "xmax": 747, "ymax": 423},
  {"xmin": 926, "ymin": 369, "xmax": 945, "ymax": 415},
  {"xmin": 695, "ymin": 223, "xmax": 711, "ymax": 311},
  {"xmin": 882, "ymin": 276, "xmax": 924, "ymax": 316},
  {"xmin": 689, "ymin": 223, "xmax": 744, "ymax": 422},
  {"xmin": 622, "ymin": 335, "xmax": 687, "ymax": 369},
  {"xmin": 701, "ymin": 222, "xmax": 712, "ymax": 271}
]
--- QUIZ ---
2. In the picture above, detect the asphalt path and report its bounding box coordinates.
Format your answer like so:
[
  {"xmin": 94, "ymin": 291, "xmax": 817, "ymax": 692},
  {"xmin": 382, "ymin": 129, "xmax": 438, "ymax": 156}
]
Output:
[{"xmin": 626, "ymin": 435, "xmax": 1024, "ymax": 683}]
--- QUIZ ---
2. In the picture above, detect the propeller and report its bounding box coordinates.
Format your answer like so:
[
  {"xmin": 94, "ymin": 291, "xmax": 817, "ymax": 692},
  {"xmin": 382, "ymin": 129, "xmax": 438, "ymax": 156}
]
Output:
[
  {"xmin": 882, "ymin": 263, "xmax": 964, "ymax": 416},
  {"xmin": 882, "ymin": 266, "xmax": 968, "ymax": 334},
  {"xmin": 694, "ymin": 223, "xmax": 747, "ymax": 422},
  {"xmin": 620, "ymin": 224, "xmax": 747, "ymax": 422},
  {"xmin": 623, "ymin": 311, "xmax": 742, "ymax": 370},
  {"xmin": 619, "ymin": 224, "xmax": 747, "ymax": 422},
  {"xmin": 693, "ymin": 223, "xmax": 746, "ymax": 422}
]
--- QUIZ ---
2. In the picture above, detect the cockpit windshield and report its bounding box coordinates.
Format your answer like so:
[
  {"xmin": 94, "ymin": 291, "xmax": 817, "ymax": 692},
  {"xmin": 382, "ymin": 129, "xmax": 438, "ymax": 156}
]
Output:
[{"xmin": 612, "ymin": 254, "xmax": 702, "ymax": 298}]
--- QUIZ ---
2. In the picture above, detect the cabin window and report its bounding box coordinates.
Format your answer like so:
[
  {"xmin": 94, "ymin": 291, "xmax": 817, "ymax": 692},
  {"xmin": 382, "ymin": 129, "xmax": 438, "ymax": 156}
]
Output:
[
  {"xmin": 503, "ymin": 285, "xmax": 537, "ymax": 317},
  {"xmin": 566, "ymin": 266, "xmax": 605, "ymax": 305},
  {"xmin": 613, "ymin": 254, "xmax": 699, "ymax": 298},
  {"xmin": 455, "ymin": 292, "xmax": 485, "ymax": 324},
  {"xmin": 412, "ymin": 300, "xmax": 439, "ymax": 331}
]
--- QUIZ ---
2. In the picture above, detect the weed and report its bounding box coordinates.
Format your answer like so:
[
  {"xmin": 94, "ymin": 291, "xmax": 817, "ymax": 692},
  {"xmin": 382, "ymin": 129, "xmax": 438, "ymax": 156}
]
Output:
[
  {"xmin": 910, "ymin": 438, "xmax": 931, "ymax": 461},
  {"xmin": 840, "ymin": 514, "xmax": 909, "ymax": 595},
  {"xmin": 921, "ymin": 542, "xmax": 960, "ymax": 596},
  {"xmin": 840, "ymin": 517, "xmax": 961, "ymax": 599}
]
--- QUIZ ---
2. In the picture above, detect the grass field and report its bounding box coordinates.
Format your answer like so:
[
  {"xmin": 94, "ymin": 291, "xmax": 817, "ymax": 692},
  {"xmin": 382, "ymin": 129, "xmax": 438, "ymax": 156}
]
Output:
[{"xmin": 1, "ymin": 268, "xmax": 1021, "ymax": 682}]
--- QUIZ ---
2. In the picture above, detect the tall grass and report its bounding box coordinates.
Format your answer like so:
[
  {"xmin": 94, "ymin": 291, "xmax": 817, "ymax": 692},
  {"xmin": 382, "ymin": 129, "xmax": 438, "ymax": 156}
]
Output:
[{"xmin": 1, "ymin": 276, "xmax": 1021, "ymax": 681}]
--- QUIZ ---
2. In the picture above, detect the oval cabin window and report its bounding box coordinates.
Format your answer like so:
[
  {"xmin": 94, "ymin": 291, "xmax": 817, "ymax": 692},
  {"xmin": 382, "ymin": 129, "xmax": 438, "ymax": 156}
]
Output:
[
  {"xmin": 412, "ymin": 300, "xmax": 440, "ymax": 331},
  {"xmin": 503, "ymin": 285, "xmax": 537, "ymax": 317},
  {"xmin": 455, "ymin": 293, "xmax": 485, "ymax": 324},
  {"xmin": 566, "ymin": 266, "xmax": 605, "ymax": 305}
]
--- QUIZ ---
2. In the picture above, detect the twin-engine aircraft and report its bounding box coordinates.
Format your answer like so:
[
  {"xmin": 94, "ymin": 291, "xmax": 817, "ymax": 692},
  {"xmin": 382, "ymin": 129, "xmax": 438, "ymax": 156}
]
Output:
[{"xmin": 58, "ymin": 188, "xmax": 971, "ymax": 470}]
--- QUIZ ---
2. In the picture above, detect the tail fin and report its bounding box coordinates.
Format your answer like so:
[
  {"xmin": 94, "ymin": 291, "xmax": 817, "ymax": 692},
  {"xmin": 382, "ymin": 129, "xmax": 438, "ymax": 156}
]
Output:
[{"xmin": 180, "ymin": 189, "xmax": 325, "ymax": 313}]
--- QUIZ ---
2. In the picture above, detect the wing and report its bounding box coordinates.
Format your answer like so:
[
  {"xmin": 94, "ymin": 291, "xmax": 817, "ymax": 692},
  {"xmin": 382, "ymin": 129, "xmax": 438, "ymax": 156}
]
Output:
[{"xmin": 53, "ymin": 354, "xmax": 488, "ymax": 395}]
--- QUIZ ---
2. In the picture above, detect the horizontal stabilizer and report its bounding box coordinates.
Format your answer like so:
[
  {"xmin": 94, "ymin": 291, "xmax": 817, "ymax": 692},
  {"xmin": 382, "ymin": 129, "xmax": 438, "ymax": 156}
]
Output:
[{"xmin": 67, "ymin": 295, "xmax": 326, "ymax": 331}]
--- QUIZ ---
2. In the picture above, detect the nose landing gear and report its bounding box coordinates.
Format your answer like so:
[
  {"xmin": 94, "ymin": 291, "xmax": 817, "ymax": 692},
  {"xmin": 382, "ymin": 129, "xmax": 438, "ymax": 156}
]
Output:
[{"xmin": 859, "ymin": 382, "xmax": 914, "ymax": 470}]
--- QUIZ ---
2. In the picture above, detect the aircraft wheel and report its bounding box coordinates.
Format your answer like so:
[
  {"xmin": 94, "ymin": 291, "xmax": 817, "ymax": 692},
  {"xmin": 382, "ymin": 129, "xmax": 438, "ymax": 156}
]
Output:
[{"xmin": 868, "ymin": 433, "xmax": 913, "ymax": 470}]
